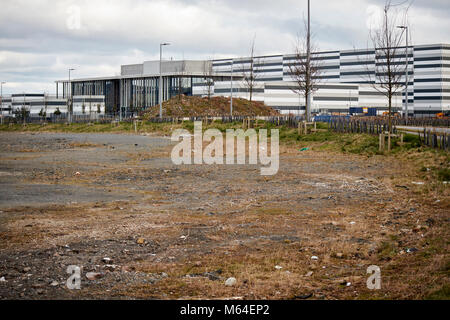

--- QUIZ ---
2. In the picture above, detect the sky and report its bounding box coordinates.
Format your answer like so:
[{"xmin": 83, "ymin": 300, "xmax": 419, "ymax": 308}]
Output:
[{"xmin": 0, "ymin": 0, "xmax": 449, "ymax": 94}]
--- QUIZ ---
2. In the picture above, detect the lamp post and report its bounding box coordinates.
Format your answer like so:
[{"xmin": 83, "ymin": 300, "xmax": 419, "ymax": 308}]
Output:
[
  {"xmin": 230, "ymin": 60, "xmax": 233, "ymax": 116},
  {"xmin": 0, "ymin": 82, "xmax": 5, "ymax": 124},
  {"xmin": 306, "ymin": 0, "xmax": 311, "ymax": 122},
  {"xmin": 397, "ymin": 25, "xmax": 409, "ymax": 123},
  {"xmin": 68, "ymin": 68, "xmax": 75, "ymax": 123},
  {"xmin": 159, "ymin": 43, "xmax": 170, "ymax": 119}
]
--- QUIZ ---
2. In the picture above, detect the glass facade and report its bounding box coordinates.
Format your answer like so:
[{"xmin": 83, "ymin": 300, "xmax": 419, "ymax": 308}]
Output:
[{"xmin": 59, "ymin": 75, "xmax": 203, "ymax": 116}]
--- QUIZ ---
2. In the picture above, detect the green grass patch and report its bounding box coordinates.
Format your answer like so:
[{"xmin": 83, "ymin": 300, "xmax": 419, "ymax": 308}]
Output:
[
  {"xmin": 0, "ymin": 121, "xmax": 440, "ymax": 157},
  {"xmin": 437, "ymin": 168, "xmax": 450, "ymax": 181}
]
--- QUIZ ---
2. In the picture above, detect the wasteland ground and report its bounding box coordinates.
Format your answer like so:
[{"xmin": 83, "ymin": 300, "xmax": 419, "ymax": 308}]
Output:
[{"xmin": 0, "ymin": 129, "xmax": 448, "ymax": 300}]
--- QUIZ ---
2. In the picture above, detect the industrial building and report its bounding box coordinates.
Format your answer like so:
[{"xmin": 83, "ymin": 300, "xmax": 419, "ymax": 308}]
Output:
[
  {"xmin": 0, "ymin": 93, "xmax": 105, "ymax": 117},
  {"xmin": 46, "ymin": 43, "xmax": 449, "ymax": 117}
]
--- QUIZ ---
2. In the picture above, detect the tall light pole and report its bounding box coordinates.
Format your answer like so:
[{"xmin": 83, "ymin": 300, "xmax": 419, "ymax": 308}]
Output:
[
  {"xmin": 306, "ymin": 0, "xmax": 312, "ymax": 122},
  {"xmin": 397, "ymin": 25, "xmax": 409, "ymax": 123},
  {"xmin": 159, "ymin": 42, "xmax": 170, "ymax": 119},
  {"xmin": 230, "ymin": 60, "xmax": 233, "ymax": 116},
  {"xmin": 68, "ymin": 68, "xmax": 75, "ymax": 123},
  {"xmin": 0, "ymin": 82, "xmax": 5, "ymax": 124}
]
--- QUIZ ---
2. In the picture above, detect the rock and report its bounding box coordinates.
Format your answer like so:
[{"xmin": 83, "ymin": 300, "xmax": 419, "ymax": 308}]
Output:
[
  {"xmin": 311, "ymin": 256, "xmax": 319, "ymax": 260},
  {"xmin": 274, "ymin": 265, "xmax": 283, "ymax": 270},
  {"xmin": 349, "ymin": 221, "xmax": 356, "ymax": 225},
  {"xmin": 102, "ymin": 257, "xmax": 112, "ymax": 264},
  {"xmin": 50, "ymin": 281, "xmax": 59, "ymax": 287},
  {"xmin": 86, "ymin": 272, "xmax": 103, "ymax": 281},
  {"xmin": 225, "ymin": 277, "xmax": 237, "ymax": 287},
  {"xmin": 136, "ymin": 238, "xmax": 146, "ymax": 245},
  {"xmin": 335, "ymin": 252, "xmax": 344, "ymax": 259},
  {"xmin": 406, "ymin": 247, "xmax": 418, "ymax": 253},
  {"xmin": 36, "ymin": 289, "xmax": 44, "ymax": 294},
  {"xmin": 0, "ymin": 276, "xmax": 6, "ymax": 282},
  {"xmin": 305, "ymin": 271, "xmax": 313, "ymax": 277},
  {"xmin": 23, "ymin": 267, "xmax": 31, "ymax": 273}
]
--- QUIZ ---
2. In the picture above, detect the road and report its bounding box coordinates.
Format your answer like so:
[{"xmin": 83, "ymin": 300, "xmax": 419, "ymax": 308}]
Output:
[{"xmin": 396, "ymin": 125, "xmax": 450, "ymax": 135}]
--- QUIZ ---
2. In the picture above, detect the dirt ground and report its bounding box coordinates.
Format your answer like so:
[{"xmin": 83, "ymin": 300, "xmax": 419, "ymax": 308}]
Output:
[{"xmin": 0, "ymin": 131, "xmax": 448, "ymax": 300}]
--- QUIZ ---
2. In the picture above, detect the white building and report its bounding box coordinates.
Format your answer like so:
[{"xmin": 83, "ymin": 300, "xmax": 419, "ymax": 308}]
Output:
[
  {"xmin": 55, "ymin": 43, "xmax": 449, "ymax": 117},
  {"xmin": 0, "ymin": 93, "xmax": 105, "ymax": 117}
]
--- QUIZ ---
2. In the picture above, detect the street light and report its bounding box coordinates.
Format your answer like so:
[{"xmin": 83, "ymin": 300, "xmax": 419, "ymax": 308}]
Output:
[
  {"xmin": 397, "ymin": 25, "xmax": 409, "ymax": 123},
  {"xmin": 306, "ymin": 0, "xmax": 311, "ymax": 122},
  {"xmin": 0, "ymin": 82, "xmax": 5, "ymax": 124},
  {"xmin": 68, "ymin": 68, "xmax": 75, "ymax": 123},
  {"xmin": 230, "ymin": 60, "xmax": 233, "ymax": 116},
  {"xmin": 159, "ymin": 43, "xmax": 170, "ymax": 119}
]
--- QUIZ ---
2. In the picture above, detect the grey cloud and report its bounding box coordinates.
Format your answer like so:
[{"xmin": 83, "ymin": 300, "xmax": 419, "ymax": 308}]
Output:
[{"xmin": 0, "ymin": 0, "xmax": 449, "ymax": 94}]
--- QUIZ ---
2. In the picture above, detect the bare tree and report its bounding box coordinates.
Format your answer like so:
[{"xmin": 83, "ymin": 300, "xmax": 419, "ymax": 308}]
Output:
[
  {"xmin": 288, "ymin": 29, "xmax": 322, "ymax": 120},
  {"xmin": 203, "ymin": 60, "xmax": 214, "ymax": 101},
  {"xmin": 241, "ymin": 36, "xmax": 262, "ymax": 103},
  {"xmin": 176, "ymin": 59, "xmax": 186, "ymax": 102},
  {"xmin": 365, "ymin": 0, "xmax": 410, "ymax": 135}
]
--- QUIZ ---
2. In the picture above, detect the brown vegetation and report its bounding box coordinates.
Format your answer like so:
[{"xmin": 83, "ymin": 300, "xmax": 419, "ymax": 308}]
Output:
[{"xmin": 141, "ymin": 95, "xmax": 279, "ymax": 118}]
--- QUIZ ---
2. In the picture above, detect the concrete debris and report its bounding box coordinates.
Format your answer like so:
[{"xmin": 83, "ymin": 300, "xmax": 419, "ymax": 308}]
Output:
[{"xmin": 225, "ymin": 277, "xmax": 237, "ymax": 287}]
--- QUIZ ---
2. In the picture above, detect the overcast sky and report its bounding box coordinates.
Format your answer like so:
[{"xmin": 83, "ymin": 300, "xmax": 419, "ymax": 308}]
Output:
[{"xmin": 0, "ymin": 0, "xmax": 449, "ymax": 94}]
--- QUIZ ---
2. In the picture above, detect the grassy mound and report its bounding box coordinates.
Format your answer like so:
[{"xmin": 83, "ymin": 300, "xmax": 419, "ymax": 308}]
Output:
[{"xmin": 141, "ymin": 95, "xmax": 279, "ymax": 118}]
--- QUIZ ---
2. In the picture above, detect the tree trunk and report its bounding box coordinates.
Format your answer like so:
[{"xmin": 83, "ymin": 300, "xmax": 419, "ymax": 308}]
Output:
[
  {"xmin": 388, "ymin": 94, "xmax": 392, "ymax": 134},
  {"xmin": 305, "ymin": 91, "xmax": 309, "ymax": 121}
]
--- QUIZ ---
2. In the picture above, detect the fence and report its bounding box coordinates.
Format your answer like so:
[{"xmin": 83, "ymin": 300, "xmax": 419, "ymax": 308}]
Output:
[
  {"xmin": 392, "ymin": 117, "xmax": 450, "ymax": 128},
  {"xmin": 329, "ymin": 118, "xmax": 398, "ymax": 135},
  {"xmin": 144, "ymin": 115, "xmax": 307, "ymax": 127},
  {"xmin": 416, "ymin": 129, "xmax": 449, "ymax": 151},
  {"xmin": 329, "ymin": 118, "xmax": 450, "ymax": 151}
]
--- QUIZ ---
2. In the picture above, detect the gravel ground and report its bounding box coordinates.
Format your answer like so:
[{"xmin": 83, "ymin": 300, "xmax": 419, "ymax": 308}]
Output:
[{"xmin": 0, "ymin": 132, "xmax": 447, "ymax": 300}]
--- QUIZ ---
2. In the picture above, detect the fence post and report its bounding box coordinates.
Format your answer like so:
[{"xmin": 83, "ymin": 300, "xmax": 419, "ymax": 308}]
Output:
[
  {"xmin": 379, "ymin": 133, "xmax": 385, "ymax": 152},
  {"xmin": 387, "ymin": 132, "xmax": 391, "ymax": 152}
]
